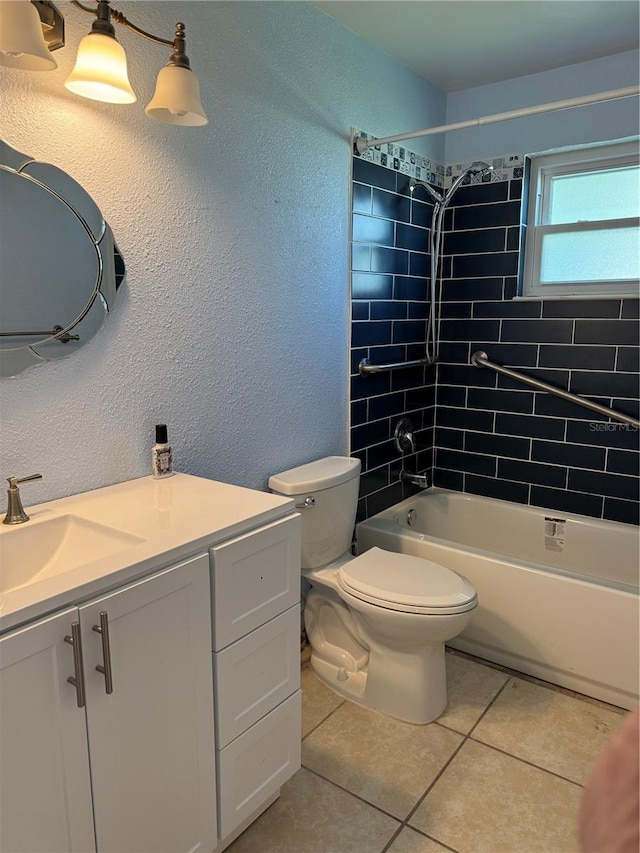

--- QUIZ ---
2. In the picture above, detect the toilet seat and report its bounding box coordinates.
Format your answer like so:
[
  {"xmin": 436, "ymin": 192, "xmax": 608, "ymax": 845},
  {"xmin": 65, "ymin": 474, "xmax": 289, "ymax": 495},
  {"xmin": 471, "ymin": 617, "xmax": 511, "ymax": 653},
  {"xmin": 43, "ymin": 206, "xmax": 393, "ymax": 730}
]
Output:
[{"xmin": 337, "ymin": 547, "xmax": 478, "ymax": 615}]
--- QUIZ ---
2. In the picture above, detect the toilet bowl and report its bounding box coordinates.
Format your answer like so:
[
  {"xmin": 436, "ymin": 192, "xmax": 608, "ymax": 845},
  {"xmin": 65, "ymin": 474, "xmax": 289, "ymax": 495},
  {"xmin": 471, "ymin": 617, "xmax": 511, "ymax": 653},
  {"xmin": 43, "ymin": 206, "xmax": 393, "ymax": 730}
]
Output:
[{"xmin": 269, "ymin": 456, "xmax": 478, "ymax": 724}]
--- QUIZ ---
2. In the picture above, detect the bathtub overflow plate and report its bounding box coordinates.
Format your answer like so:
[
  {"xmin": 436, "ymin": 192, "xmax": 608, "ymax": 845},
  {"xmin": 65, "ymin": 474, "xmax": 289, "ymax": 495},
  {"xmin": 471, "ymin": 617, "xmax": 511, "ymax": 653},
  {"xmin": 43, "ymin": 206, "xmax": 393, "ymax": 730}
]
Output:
[{"xmin": 407, "ymin": 509, "xmax": 417, "ymax": 527}]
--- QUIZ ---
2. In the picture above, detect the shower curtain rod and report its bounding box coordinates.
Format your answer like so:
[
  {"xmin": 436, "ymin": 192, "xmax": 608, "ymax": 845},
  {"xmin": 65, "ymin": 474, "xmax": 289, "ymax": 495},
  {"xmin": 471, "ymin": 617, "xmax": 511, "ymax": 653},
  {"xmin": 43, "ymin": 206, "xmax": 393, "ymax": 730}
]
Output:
[{"xmin": 354, "ymin": 85, "xmax": 640, "ymax": 153}]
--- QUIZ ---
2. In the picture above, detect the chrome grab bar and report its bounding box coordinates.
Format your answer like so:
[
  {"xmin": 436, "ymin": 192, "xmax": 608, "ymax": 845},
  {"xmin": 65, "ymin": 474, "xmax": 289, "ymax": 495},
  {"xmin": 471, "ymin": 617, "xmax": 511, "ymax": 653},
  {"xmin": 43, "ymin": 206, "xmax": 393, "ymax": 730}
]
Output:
[
  {"xmin": 471, "ymin": 351, "xmax": 640, "ymax": 428},
  {"xmin": 358, "ymin": 357, "xmax": 431, "ymax": 376}
]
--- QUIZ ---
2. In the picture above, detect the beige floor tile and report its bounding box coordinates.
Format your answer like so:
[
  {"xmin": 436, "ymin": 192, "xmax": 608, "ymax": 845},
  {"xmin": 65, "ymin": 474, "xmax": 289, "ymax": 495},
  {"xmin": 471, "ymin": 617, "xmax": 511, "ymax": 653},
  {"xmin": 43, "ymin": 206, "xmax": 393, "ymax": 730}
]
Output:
[
  {"xmin": 225, "ymin": 767, "xmax": 399, "ymax": 853},
  {"xmin": 410, "ymin": 739, "xmax": 582, "ymax": 853},
  {"xmin": 471, "ymin": 677, "xmax": 624, "ymax": 784},
  {"xmin": 301, "ymin": 666, "xmax": 345, "ymax": 738},
  {"xmin": 438, "ymin": 653, "xmax": 509, "ymax": 734},
  {"xmin": 302, "ymin": 701, "xmax": 463, "ymax": 820},
  {"xmin": 386, "ymin": 826, "xmax": 453, "ymax": 852}
]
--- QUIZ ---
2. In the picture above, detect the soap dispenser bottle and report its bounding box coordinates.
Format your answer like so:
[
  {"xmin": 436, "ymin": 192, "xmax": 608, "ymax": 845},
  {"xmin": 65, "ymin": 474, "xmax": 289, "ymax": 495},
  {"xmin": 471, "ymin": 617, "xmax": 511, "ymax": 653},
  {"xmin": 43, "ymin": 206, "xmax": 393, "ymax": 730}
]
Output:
[{"xmin": 152, "ymin": 424, "xmax": 173, "ymax": 478}]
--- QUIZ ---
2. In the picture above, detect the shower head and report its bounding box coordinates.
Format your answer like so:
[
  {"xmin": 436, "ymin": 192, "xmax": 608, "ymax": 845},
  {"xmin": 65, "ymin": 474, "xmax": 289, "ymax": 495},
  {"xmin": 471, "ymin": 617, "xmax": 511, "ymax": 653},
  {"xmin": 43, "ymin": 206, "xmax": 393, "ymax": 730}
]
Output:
[
  {"xmin": 408, "ymin": 161, "xmax": 494, "ymax": 208},
  {"xmin": 408, "ymin": 177, "xmax": 443, "ymax": 204},
  {"xmin": 467, "ymin": 161, "xmax": 493, "ymax": 176},
  {"xmin": 443, "ymin": 161, "xmax": 494, "ymax": 205}
]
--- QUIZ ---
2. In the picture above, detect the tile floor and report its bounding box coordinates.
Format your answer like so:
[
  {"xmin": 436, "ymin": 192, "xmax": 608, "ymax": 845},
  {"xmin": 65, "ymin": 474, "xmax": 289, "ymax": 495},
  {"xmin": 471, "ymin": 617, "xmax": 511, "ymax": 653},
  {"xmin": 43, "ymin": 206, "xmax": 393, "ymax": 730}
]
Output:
[{"xmin": 226, "ymin": 650, "xmax": 625, "ymax": 853}]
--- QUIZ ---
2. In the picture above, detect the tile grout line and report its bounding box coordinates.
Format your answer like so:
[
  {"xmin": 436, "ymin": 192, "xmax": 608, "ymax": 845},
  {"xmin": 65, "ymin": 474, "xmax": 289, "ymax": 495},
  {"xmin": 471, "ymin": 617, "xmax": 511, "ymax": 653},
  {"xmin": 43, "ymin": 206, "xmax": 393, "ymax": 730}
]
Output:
[
  {"xmin": 300, "ymin": 764, "xmax": 402, "ymax": 824},
  {"xmin": 300, "ymin": 663, "xmax": 608, "ymax": 851},
  {"xmin": 382, "ymin": 676, "xmax": 515, "ymax": 850},
  {"xmin": 466, "ymin": 675, "xmax": 514, "ymax": 737},
  {"xmin": 445, "ymin": 647, "xmax": 627, "ymax": 713},
  {"xmin": 466, "ymin": 735, "xmax": 584, "ymax": 788},
  {"xmin": 378, "ymin": 736, "xmax": 468, "ymax": 853},
  {"xmin": 379, "ymin": 680, "xmax": 514, "ymax": 853},
  {"xmin": 379, "ymin": 821, "xmax": 461, "ymax": 853},
  {"xmin": 301, "ymin": 700, "xmax": 347, "ymax": 742}
]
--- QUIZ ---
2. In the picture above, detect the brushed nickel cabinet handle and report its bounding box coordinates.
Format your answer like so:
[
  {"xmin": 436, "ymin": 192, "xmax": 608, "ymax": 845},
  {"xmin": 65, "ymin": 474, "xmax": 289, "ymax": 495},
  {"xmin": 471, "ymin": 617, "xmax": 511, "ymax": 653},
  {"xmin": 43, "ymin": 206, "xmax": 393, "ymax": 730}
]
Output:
[
  {"xmin": 64, "ymin": 622, "xmax": 86, "ymax": 708},
  {"xmin": 93, "ymin": 611, "xmax": 113, "ymax": 694}
]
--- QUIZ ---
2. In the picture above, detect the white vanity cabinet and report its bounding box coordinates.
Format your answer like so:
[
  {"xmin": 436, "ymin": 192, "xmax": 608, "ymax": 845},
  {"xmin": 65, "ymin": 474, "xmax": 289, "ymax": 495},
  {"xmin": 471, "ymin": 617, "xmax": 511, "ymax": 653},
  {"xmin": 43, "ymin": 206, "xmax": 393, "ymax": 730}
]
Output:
[
  {"xmin": 0, "ymin": 473, "xmax": 302, "ymax": 853},
  {"xmin": 0, "ymin": 554, "xmax": 217, "ymax": 853}
]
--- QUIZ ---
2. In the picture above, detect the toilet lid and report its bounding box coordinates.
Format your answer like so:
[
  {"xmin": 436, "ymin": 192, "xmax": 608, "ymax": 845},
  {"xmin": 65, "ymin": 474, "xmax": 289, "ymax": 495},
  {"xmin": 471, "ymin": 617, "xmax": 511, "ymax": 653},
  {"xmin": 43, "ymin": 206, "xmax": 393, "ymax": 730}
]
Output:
[{"xmin": 337, "ymin": 547, "xmax": 477, "ymax": 614}]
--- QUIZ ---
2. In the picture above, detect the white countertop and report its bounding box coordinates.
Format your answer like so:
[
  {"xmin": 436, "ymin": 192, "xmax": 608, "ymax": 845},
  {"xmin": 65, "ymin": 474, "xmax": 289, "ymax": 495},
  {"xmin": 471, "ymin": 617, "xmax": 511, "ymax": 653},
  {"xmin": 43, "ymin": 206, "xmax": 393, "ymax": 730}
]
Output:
[{"xmin": 0, "ymin": 473, "xmax": 295, "ymax": 633}]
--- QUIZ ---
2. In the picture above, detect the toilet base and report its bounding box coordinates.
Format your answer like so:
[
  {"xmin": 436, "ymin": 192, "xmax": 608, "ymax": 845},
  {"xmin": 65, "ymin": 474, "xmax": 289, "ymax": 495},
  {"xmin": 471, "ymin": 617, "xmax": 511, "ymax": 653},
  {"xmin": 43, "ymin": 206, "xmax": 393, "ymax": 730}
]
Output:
[
  {"xmin": 310, "ymin": 653, "xmax": 367, "ymax": 702},
  {"xmin": 309, "ymin": 639, "xmax": 447, "ymax": 725},
  {"xmin": 303, "ymin": 576, "xmax": 474, "ymax": 725}
]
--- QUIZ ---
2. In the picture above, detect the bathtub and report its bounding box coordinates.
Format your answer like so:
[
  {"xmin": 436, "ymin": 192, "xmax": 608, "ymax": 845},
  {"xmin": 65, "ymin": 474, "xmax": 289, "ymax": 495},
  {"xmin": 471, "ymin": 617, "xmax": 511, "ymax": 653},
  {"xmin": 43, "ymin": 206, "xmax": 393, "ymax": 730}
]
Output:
[{"xmin": 357, "ymin": 489, "xmax": 640, "ymax": 709}]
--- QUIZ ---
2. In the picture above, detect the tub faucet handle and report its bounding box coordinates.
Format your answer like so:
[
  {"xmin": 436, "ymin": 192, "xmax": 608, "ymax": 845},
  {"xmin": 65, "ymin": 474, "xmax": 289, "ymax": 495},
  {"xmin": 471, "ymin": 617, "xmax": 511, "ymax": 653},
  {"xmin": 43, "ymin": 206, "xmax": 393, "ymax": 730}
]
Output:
[{"xmin": 394, "ymin": 418, "xmax": 416, "ymax": 454}]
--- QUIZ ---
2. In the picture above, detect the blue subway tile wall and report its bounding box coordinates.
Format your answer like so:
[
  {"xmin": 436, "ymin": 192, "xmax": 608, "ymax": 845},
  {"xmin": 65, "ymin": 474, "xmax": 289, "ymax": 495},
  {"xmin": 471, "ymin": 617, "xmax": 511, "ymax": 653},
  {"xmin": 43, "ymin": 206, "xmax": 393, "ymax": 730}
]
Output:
[
  {"xmin": 350, "ymin": 155, "xmax": 437, "ymax": 519},
  {"xmin": 433, "ymin": 174, "xmax": 640, "ymax": 525},
  {"xmin": 351, "ymin": 145, "xmax": 640, "ymax": 525}
]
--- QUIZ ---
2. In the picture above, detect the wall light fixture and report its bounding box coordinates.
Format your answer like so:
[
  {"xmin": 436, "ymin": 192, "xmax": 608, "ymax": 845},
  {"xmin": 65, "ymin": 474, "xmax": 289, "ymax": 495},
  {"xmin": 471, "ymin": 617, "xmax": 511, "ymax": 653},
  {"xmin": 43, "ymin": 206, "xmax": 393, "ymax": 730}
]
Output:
[{"xmin": 0, "ymin": 0, "xmax": 208, "ymax": 126}]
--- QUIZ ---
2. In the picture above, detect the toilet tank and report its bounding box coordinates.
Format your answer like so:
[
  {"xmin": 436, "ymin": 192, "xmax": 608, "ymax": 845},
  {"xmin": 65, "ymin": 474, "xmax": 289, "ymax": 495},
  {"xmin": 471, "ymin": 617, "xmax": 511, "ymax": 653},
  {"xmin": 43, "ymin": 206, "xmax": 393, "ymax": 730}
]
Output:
[{"xmin": 269, "ymin": 456, "xmax": 361, "ymax": 570}]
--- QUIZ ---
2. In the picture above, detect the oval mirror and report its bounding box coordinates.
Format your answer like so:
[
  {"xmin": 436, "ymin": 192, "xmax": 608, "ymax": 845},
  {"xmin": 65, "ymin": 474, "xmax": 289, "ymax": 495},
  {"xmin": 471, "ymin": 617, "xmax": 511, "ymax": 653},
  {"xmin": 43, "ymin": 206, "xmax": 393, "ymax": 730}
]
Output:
[{"xmin": 0, "ymin": 140, "xmax": 125, "ymax": 377}]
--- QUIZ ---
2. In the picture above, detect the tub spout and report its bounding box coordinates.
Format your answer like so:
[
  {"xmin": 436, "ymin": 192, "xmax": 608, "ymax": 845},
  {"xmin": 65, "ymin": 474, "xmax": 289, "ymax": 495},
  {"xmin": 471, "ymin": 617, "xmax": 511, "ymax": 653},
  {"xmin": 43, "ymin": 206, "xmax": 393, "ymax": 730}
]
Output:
[{"xmin": 400, "ymin": 470, "xmax": 430, "ymax": 489}]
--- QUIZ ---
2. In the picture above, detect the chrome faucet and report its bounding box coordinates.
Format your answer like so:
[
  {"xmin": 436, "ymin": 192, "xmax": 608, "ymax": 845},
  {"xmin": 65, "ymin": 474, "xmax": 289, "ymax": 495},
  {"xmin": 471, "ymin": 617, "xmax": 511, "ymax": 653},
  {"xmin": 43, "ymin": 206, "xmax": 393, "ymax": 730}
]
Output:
[
  {"xmin": 393, "ymin": 419, "xmax": 416, "ymax": 454},
  {"xmin": 3, "ymin": 474, "xmax": 43, "ymax": 524}
]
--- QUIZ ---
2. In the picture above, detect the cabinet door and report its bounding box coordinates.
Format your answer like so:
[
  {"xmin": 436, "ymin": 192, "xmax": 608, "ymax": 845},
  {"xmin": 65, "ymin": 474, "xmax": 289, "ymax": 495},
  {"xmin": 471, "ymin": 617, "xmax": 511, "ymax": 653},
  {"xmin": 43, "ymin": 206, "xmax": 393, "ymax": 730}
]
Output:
[
  {"xmin": 80, "ymin": 554, "xmax": 217, "ymax": 853},
  {"xmin": 0, "ymin": 607, "xmax": 95, "ymax": 853}
]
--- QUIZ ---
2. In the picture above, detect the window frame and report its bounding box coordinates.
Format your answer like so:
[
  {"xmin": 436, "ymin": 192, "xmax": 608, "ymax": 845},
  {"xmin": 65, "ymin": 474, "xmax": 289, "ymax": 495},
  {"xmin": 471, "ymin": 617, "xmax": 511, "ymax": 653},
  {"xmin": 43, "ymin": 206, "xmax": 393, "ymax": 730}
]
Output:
[{"xmin": 520, "ymin": 141, "xmax": 640, "ymax": 299}]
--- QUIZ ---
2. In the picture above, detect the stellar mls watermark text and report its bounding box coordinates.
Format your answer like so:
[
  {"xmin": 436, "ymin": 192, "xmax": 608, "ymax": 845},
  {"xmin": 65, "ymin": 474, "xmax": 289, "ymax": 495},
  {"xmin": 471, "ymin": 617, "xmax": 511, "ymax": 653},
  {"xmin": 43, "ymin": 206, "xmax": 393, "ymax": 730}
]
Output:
[{"xmin": 589, "ymin": 422, "xmax": 638, "ymax": 432}]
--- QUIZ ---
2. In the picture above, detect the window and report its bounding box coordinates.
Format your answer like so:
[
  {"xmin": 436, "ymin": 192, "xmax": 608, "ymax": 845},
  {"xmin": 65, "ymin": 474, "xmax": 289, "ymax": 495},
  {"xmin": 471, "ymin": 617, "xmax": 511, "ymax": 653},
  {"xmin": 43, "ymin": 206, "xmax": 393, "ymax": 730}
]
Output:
[{"xmin": 521, "ymin": 141, "xmax": 640, "ymax": 298}]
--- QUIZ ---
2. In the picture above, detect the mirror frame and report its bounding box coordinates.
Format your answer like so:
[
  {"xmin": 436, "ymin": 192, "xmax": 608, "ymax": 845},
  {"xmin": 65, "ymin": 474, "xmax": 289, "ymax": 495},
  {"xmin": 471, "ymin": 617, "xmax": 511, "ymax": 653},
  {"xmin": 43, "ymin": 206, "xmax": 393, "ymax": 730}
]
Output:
[{"xmin": 0, "ymin": 140, "xmax": 125, "ymax": 377}]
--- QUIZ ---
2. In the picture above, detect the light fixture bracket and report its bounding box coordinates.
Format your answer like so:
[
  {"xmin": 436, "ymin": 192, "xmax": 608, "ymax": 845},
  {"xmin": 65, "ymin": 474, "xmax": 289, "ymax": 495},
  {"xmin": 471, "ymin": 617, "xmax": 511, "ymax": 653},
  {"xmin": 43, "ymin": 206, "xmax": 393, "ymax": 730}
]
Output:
[
  {"xmin": 166, "ymin": 23, "xmax": 191, "ymax": 70},
  {"xmin": 32, "ymin": 0, "xmax": 65, "ymax": 51},
  {"xmin": 89, "ymin": 0, "xmax": 116, "ymax": 39}
]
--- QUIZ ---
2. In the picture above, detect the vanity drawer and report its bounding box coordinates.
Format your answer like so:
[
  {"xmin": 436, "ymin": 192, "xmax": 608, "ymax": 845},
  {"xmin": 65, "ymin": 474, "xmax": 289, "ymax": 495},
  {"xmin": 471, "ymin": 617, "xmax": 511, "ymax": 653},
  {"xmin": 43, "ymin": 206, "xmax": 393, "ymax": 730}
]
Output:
[
  {"xmin": 216, "ymin": 691, "xmax": 301, "ymax": 841},
  {"xmin": 210, "ymin": 514, "xmax": 300, "ymax": 650},
  {"xmin": 214, "ymin": 605, "xmax": 300, "ymax": 748}
]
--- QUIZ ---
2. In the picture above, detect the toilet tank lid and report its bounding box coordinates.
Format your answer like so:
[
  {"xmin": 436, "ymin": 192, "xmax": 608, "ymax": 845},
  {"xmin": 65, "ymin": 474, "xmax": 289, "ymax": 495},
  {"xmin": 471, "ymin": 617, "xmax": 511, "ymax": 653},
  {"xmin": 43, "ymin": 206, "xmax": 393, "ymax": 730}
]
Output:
[{"xmin": 269, "ymin": 456, "xmax": 361, "ymax": 495}]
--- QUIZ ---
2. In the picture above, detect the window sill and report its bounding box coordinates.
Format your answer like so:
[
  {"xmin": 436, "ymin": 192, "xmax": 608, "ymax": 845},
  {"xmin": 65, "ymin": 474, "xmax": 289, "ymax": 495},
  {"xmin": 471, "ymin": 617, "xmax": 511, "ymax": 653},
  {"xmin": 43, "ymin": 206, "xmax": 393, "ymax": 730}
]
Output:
[{"xmin": 513, "ymin": 293, "xmax": 640, "ymax": 301}]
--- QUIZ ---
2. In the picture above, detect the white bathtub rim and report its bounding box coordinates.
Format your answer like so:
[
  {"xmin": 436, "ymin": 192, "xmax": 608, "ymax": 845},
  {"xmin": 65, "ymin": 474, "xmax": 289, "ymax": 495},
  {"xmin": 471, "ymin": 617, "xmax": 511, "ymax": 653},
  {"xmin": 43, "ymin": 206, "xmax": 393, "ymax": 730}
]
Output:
[
  {"xmin": 358, "ymin": 488, "xmax": 640, "ymax": 594},
  {"xmin": 359, "ymin": 516, "xmax": 638, "ymax": 596},
  {"xmin": 392, "ymin": 487, "xmax": 640, "ymax": 535}
]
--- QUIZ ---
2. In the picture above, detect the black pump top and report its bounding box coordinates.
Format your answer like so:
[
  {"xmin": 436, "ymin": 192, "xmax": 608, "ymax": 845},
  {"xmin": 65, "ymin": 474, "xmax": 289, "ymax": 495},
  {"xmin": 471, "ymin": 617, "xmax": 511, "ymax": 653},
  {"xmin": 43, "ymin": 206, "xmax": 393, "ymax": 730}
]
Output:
[{"xmin": 155, "ymin": 424, "xmax": 168, "ymax": 444}]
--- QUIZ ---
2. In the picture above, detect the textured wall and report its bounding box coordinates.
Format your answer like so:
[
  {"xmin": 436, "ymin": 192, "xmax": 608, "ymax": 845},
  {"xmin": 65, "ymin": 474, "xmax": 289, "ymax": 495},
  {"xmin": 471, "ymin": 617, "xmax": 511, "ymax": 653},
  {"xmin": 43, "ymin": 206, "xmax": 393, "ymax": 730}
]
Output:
[
  {"xmin": 446, "ymin": 50, "xmax": 640, "ymax": 164},
  {"xmin": 0, "ymin": 1, "xmax": 444, "ymax": 505}
]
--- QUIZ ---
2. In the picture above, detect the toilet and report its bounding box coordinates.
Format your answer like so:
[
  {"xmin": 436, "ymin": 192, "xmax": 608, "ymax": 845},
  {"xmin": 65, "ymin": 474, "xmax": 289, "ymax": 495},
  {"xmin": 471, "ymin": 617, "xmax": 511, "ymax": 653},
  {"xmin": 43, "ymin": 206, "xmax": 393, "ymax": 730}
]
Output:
[{"xmin": 269, "ymin": 456, "xmax": 478, "ymax": 724}]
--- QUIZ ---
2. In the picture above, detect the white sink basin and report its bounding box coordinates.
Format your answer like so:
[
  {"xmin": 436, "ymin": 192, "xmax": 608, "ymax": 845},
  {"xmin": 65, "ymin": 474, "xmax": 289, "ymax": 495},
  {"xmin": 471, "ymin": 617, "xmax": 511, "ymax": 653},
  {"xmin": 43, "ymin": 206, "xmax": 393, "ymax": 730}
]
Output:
[{"xmin": 0, "ymin": 514, "xmax": 146, "ymax": 595}]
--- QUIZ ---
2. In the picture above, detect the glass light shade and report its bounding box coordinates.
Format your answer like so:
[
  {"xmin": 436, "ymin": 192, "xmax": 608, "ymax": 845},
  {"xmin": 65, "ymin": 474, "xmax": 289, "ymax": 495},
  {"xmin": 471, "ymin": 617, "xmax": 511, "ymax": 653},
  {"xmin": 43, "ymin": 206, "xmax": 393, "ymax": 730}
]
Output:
[
  {"xmin": 0, "ymin": 0, "xmax": 57, "ymax": 71},
  {"xmin": 145, "ymin": 65, "xmax": 208, "ymax": 126},
  {"xmin": 65, "ymin": 32, "xmax": 136, "ymax": 104}
]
